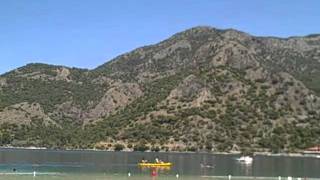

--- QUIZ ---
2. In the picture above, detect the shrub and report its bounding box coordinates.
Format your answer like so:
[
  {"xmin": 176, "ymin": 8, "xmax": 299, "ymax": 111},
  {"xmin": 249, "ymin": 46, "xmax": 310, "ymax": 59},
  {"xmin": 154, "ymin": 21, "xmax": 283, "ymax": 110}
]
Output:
[
  {"xmin": 151, "ymin": 146, "xmax": 160, "ymax": 152},
  {"xmin": 187, "ymin": 146, "xmax": 197, "ymax": 152},
  {"xmin": 133, "ymin": 143, "xmax": 149, "ymax": 152},
  {"xmin": 114, "ymin": 143, "xmax": 125, "ymax": 151}
]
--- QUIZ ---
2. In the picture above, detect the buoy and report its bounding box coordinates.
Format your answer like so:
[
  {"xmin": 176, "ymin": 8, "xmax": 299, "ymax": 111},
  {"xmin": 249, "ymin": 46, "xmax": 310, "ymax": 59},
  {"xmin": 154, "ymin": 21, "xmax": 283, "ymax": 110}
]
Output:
[
  {"xmin": 278, "ymin": 176, "xmax": 281, "ymax": 180},
  {"xmin": 228, "ymin": 175, "xmax": 232, "ymax": 180},
  {"xmin": 33, "ymin": 171, "xmax": 36, "ymax": 177},
  {"xmin": 176, "ymin": 174, "xmax": 179, "ymax": 178},
  {"xmin": 298, "ymin": 178, "xmax": 301, "ymax": 180},
  {"xmin": 288, "ymin": 176, "xmax": 292, "ymax": 180},
  {"xmin": 128, "ymin": 172, "xmax": 131, "ymax": 177}
]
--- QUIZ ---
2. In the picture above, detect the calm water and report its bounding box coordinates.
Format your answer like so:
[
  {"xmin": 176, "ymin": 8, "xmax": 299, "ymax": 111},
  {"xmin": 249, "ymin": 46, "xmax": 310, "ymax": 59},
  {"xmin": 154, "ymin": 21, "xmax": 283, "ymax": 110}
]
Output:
[{"xmin": 0, "ymin": 148, "xmax": 319, "ymax": 180}]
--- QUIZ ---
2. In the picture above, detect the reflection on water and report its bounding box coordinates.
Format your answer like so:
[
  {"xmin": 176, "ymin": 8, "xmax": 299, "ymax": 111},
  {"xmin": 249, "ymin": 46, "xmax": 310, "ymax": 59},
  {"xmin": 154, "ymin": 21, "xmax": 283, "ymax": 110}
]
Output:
[
  {"xmin": 0, "ymin": 148, "xmax": 320, "ymax": 179},
  {"xmin": 140, "ymin": 166, "xmax": 172, "ymax": 172}
]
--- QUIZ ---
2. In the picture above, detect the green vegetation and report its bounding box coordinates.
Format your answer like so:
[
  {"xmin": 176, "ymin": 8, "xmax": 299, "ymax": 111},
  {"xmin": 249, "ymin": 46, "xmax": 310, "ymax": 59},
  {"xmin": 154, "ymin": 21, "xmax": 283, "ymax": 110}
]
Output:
[
  {"xmin": 114, "ymin": 144, "xmax": 125, "ymax": 151},
  {"xmin": 0, "ymin": 67, "xmax": 105, "ymax": 111}
]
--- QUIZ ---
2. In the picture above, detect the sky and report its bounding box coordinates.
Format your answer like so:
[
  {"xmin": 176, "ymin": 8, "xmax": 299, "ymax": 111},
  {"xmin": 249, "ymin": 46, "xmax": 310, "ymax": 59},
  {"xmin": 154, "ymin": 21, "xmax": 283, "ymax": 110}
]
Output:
[{"xmin": 1, "ymin": 0, "xmax": 320, "ymax": 74}]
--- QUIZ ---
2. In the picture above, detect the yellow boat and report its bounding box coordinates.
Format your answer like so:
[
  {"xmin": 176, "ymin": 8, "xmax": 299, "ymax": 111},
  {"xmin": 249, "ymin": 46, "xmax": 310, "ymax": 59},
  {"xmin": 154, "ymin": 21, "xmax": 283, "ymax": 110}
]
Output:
[{"xmin": 138, "ymin": 162, "xmax": 173, "ymax": 167}]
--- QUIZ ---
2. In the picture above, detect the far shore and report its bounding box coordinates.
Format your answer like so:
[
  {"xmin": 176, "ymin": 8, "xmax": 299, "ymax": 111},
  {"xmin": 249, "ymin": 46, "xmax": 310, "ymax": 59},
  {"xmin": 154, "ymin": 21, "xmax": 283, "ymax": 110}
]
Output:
[{"xmin": 1, "ymin": 146, "xmax": 320, "ymax": 158}]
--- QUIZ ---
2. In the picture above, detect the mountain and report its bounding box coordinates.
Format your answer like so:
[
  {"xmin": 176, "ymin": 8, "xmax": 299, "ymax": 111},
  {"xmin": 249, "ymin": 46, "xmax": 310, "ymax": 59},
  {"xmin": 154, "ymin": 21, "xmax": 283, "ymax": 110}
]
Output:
[{"xmin": 1, "ymin": 26, "xmax": 320, "ymax": 153}]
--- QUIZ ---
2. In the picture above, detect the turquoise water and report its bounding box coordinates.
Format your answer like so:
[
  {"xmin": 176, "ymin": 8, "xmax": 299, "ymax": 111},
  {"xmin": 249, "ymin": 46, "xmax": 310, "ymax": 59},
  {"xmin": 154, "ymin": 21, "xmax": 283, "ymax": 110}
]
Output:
[{"xmin": 0, "ymin": 149, "xmax": 319, "ymax": 179}]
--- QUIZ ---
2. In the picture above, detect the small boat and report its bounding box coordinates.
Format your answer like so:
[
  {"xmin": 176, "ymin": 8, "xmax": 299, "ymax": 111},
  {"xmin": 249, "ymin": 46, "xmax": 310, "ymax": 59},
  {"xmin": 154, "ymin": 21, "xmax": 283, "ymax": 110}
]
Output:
[
  {"xmin": 138, "ymin": 162, "xmax": 173, "ymax": 167},
  {"xmin": 236, "ymin": 156, "xmax": 253, "ymax": 164},
  {"xmin": 200, "ymin": 163, "xmax": 214, "ymax": 168}
]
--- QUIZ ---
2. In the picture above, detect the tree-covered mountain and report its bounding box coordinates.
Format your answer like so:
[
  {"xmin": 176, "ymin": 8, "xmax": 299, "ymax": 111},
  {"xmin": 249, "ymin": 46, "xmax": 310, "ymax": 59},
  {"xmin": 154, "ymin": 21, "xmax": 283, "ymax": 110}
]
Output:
[{"xmin": 1, "ymin": 26, "xmax": 320, "ymax": 153}]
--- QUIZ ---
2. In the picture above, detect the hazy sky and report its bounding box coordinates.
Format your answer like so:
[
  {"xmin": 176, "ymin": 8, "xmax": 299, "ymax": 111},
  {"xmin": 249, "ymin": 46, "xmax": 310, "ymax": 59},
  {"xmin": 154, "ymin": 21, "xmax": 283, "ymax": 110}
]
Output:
[{"xmin": 1, "ymin": 0, "xmax": 320, "ymax": 74}]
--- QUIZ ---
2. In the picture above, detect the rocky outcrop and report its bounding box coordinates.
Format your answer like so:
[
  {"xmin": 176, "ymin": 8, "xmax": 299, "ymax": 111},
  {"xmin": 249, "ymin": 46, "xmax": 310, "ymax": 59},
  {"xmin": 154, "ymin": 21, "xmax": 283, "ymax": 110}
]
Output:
[{"xmin": 0, "ymin": 102, "xmax": 53, "ymax": 124}]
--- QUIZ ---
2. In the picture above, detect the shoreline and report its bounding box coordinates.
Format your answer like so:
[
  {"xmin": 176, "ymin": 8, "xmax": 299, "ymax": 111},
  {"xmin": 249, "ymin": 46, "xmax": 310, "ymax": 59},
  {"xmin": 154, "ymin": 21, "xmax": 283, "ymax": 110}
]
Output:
[{"xmin": 1, "ymin": 146, "xmax": 320, "ymax": 158}]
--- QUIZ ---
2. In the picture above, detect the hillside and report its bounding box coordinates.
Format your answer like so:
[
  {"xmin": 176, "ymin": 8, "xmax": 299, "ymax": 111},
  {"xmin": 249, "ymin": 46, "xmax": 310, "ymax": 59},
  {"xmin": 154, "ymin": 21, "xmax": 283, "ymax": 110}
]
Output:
[{"xmin": 1, "ymin": 26, "xmax": 320, "ymax": 153}]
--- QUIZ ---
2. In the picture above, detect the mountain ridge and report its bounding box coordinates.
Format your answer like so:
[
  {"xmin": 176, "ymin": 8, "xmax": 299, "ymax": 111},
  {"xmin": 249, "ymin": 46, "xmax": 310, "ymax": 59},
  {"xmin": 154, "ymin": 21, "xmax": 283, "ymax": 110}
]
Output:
[
  {"xmin": 4, "ymin": 26, "xmax": 320, "ymax": 76},
  {"xmin": 1, "ymin": 26, "xmax": 320, "ymax": 152}
]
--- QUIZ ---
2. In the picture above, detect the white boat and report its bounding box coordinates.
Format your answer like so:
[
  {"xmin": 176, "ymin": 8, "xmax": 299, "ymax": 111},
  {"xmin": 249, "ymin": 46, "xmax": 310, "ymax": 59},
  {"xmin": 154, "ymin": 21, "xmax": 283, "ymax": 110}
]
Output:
[
  {"xmin": 200, "ymin": 163, "xmax": 214, "ymax": 168},
  {"xmin": 236, "ymin": 156, "xmax": 253, "ymax": 164}
]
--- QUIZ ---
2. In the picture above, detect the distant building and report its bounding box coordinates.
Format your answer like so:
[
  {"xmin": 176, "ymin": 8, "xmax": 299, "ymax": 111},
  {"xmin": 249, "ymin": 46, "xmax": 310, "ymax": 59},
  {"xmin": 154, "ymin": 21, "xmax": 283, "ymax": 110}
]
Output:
[{"xmin": 305, "ymin": 145, "xmax": 320, "ymax": 153}]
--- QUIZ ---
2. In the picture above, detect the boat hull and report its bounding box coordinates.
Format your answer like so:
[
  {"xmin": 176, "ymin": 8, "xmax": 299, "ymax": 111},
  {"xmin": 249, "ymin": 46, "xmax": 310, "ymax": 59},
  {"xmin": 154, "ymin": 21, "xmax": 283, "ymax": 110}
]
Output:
[{"xmin": 138, "ymin": 163, "xmax": 172, "ymax": 167}]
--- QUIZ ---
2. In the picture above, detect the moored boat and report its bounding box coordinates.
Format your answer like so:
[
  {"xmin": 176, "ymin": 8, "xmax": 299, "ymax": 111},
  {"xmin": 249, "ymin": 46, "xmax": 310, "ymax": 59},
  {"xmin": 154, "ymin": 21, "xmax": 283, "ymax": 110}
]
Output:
[{"xmin": 236, "ymin": 156, "xmax": 253, "ymax": 164}]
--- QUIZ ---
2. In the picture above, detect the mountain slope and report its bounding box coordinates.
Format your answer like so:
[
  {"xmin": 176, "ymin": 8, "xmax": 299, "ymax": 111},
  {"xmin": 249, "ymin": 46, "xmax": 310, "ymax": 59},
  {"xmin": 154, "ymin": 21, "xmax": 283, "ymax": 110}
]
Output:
[{"xmin": 1, "ymin": 26, "xmax": 320, "ymax": 152}]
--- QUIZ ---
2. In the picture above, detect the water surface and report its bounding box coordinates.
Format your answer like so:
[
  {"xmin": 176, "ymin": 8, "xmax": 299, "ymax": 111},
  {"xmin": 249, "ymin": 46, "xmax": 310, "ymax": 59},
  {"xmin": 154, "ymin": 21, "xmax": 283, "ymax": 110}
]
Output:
[{"xmin": 0, "ymin": 148, "xmax": 319, "ymax": 180}]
